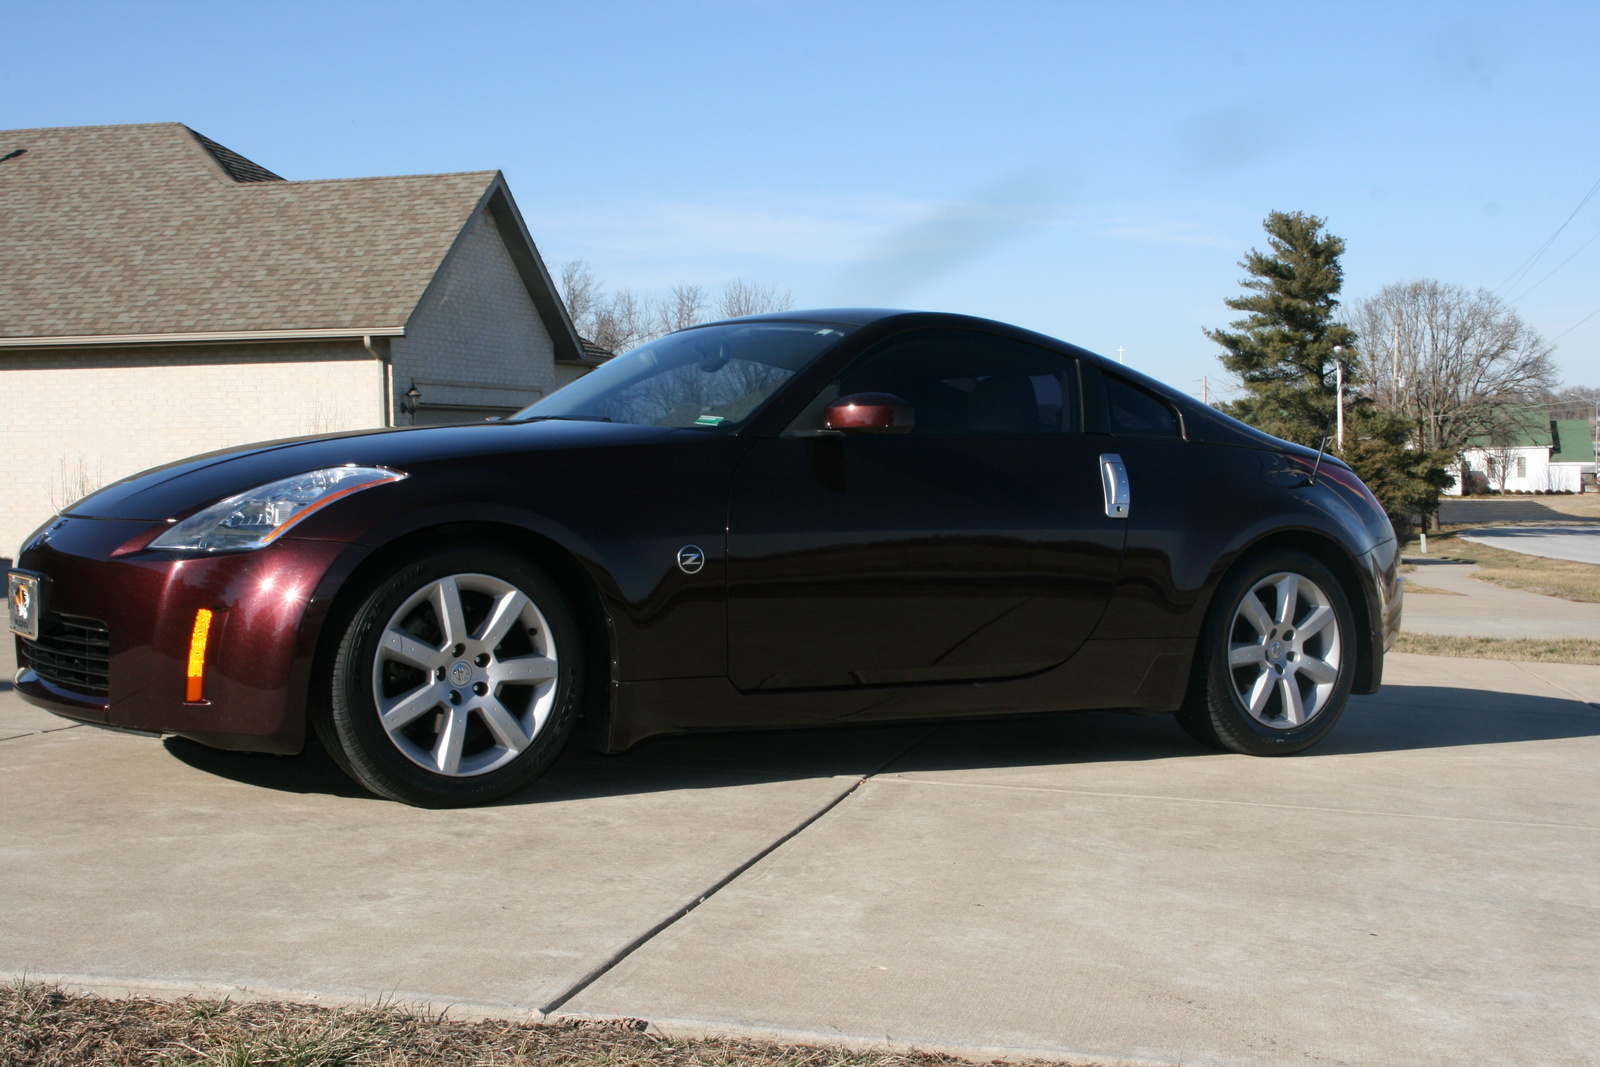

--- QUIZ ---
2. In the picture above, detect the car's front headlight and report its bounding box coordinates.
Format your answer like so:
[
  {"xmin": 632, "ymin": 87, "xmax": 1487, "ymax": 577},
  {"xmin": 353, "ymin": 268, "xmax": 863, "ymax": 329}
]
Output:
[{"xmin": 150, "ymin": 466, "xmax": 407, "ymax": 553}]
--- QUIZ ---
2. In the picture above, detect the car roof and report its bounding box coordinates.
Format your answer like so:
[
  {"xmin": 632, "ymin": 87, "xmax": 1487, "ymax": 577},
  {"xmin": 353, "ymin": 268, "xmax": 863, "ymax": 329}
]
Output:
[
  {"xmin": 712, "ymin": 308, "xmax": 924, "ymax": 327},
  {"xmin": 707, "ymin": 308, "xmax": 1108, "ymax": 355}
]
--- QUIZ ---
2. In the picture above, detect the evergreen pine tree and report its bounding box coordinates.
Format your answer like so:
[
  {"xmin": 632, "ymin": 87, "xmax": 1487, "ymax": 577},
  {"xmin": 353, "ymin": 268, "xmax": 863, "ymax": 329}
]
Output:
[
  {"xmin": 1207, "ymin": 211, "xmax": 1356, "ymax": 446},
  {"xmin": 1208, "ymin": 211, "xmax": 1456, "ymax": 533},
  {"xmin": 1340, "ymin": 408, "xmax": 1456, "ymax": 535}
]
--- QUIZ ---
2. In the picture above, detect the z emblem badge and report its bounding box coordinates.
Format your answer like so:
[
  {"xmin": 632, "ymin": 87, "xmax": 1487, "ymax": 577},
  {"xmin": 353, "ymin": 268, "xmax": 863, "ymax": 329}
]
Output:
[{"xmin": 676, "ymin": 545, "xmax": 706, "ymax": 574}]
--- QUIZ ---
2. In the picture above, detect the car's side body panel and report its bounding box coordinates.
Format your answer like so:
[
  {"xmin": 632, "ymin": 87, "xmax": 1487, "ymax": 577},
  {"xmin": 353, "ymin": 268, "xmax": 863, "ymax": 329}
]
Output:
[{"xmin": 725, "ymin": 433, "xmax": 1127, "ymax": 690}]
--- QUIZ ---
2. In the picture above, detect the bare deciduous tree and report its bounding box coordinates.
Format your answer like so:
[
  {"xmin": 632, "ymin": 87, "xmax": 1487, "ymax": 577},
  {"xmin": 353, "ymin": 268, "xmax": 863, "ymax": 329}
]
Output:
[
  {"xmin": 557, "ymin": 260, "xmax": 795, "ymax": 356},
  {"xmin": 558, "ymin": 260, "xmax": 649, "ymax": 354},
  {"xmin": 591, "ymin": 287, "xmax": 650, "ymax": 355},
  {"xmin": 1481, "ymin": 446, "xmax": 1518, "ymax": 493},
  {"xmin": 715, "ymin": 278, "xmax": 794, "ymax": 319},
  {"xmin": 655, "ymin": 283, "xmax": 709, "ymax": 336},
  {"xmin": 1346, "ymin": 280, "xmax": 1559, "ymax": 452},
  {"xmin": 1544, "ymin": 384, "xmax": 1600, "ymax": 425},
  {"xmin": 559, "ymin": 260, "xmax": 603, "ymax": 327}
]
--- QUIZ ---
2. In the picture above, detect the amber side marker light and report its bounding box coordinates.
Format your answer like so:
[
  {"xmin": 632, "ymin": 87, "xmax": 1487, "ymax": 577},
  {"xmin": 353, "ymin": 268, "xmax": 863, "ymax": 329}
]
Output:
[{"xmin": 186, "ymin": 608, "xmax": 214, "ymax": 702}]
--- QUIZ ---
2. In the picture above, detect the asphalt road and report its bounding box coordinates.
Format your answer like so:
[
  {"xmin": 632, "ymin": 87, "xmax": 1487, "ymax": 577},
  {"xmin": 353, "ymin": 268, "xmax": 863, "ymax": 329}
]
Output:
[
  {"xmin": 4, "ymin": 638, "xmax": 1599, "ymax": 1067},
  {"xmin": 1438, "ymin": 497, "xmax": 1600, "ymax": 524},
  {"xmin": 1458, "ymin": 525, "xmax": 1600, "ymax": 565}
]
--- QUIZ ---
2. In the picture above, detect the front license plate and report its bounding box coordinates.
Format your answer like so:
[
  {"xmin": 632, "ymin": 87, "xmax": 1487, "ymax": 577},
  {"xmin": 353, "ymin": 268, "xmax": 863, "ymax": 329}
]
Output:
[{"xmin": 7, "ymin": 570, "xmax": 43, "ymax": 640}]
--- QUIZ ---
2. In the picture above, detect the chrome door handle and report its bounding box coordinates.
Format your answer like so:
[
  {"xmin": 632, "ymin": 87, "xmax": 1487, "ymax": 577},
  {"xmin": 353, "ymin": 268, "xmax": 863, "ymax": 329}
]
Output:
[{"xmin": 1100, "ymin": 453, "xmax": 1130, "ymax": 519}]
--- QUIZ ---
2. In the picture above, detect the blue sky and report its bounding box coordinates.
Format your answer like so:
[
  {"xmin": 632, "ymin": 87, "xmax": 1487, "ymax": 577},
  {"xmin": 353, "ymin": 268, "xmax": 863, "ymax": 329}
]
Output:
[{"xmin": 8, "ymin": 0, "xmax": 1598, "ymax": 396}]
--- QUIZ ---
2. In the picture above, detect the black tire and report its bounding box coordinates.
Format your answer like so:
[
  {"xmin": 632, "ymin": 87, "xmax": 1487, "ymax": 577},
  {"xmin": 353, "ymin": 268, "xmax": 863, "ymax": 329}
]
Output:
[
  {"xmin": 314, "ymin": 544, "xmax": 582, "ymax": 807},
  {"xmin": 1176, "ymin": 549, "xmax": 1357, "ymax": 756}
]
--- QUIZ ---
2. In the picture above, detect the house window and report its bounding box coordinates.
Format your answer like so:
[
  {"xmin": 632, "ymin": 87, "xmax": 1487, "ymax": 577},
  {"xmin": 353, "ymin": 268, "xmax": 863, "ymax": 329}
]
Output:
[{"xmin": 1516, "ymin": 456, "xmax": 1527, "ymax": 477}]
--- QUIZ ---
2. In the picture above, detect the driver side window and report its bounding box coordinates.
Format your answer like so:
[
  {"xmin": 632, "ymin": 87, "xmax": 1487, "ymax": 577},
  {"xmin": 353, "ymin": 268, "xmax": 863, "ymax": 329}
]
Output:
[{"xmin": 791, "ymin": 329, "xmax": 1083, "ymax": 436}]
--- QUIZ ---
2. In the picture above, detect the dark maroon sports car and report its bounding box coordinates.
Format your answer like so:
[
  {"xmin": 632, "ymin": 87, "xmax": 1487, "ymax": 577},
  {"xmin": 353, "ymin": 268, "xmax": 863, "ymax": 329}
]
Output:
[{"xmin": 9, "ymin": 310, "xmax": 1402, "ymax": 807}]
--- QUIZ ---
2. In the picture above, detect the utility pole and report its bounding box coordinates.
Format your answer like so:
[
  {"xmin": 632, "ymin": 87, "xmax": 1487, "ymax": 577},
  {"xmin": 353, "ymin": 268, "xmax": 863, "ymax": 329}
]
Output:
[
  {"xmin": 1192, "ymin": 376, "xmax": 1209, "ymax": 404},
  {"xmin": 1116, "ymin": 346, "xmax": 1125, "ymax": 364}
]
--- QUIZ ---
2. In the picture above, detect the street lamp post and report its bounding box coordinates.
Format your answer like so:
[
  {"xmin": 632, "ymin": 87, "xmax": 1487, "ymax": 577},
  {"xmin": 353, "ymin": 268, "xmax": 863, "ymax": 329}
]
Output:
[{"xmin": 1332, "ymin": 345, "xmax": 1346, "ymax": 450}]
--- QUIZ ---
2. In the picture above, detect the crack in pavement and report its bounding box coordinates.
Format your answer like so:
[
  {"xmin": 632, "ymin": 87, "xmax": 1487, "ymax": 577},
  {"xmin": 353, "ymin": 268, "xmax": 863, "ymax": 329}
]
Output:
[{"xmin": 538, "ymin": 725, "xmax": 941, "ymax": 1016}]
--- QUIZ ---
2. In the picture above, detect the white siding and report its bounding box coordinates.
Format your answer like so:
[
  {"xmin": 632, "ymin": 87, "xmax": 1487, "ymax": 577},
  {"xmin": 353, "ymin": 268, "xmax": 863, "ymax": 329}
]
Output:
[
  {"xmin": 1, "ymin": 342, "xmax": 381, "ymax": 558},
  {"xmin": 1454, "ymin": 445, "xmax": 1577, "ymax": 494}
]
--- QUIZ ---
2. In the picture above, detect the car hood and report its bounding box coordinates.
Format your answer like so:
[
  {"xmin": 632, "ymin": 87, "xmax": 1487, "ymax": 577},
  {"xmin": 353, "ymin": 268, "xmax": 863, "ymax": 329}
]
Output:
[{"xmin": 64, "ymin": 419, "xmax": 676, "ymax": 522}]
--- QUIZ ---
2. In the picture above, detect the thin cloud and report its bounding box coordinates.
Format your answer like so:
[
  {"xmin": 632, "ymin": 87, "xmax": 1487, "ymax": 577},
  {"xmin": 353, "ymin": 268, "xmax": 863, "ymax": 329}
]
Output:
[
  {"xmin": 825, "ymin": 166, "xmax": 1065, "ymax": 304},
  {"xmin": 535, "ymin": 191, "xmax": 935, "ymax": 263},
  {"xmin": 1096, "ymin": 214, "xmax": 1236, "ymax": 248}
]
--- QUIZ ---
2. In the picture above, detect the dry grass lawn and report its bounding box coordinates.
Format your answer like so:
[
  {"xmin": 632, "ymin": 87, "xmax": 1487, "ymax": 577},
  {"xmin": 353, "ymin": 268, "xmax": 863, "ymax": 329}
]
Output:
[
  {"xmin": 1415, "ymin": 531, "xmax": 1600, "ymax": 603},
  {"xmin": 1, "ymin": 982, "xmax": 1094, "ymax": 1067},
  {"xmin": 1394, "ymin": 633, "xmax": 1600, "ymax": 665}
]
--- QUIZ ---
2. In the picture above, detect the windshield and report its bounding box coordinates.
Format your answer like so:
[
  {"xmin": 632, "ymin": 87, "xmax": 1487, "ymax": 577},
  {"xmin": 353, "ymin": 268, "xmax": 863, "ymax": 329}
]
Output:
[{"xmin": 515, "ymin": 322, "xmax": 854, "ymax": 430}]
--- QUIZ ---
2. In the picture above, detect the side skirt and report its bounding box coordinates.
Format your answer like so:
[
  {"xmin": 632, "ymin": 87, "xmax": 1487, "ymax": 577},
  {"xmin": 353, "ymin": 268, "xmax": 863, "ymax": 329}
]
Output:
[{"xmin": 595, "ymin": 637, "xmax": 1195, "ymax": 753}]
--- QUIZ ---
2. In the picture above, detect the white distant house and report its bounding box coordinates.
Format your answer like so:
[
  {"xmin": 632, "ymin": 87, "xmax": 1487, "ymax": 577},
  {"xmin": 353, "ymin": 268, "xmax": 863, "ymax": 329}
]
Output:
[
  {"xmin": 1450, "ymin": 415, "xmax": 1596, "ymax": 494},
  {"xmin": 0, "ymin": 122, "xmax": 605, "ymax": 559}
]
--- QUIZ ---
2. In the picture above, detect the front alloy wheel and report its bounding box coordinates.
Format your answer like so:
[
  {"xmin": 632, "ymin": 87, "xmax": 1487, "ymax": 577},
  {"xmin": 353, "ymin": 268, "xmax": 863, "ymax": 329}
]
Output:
[
  {"xmin": 319, "ymin": 545, "xmax": 581, "ymax": 807},
  {"xmin": 1178, "ymin": 550, "xmax": 1356, "ymax": 756},
  {"xmin": 372, "ymin": 572, "xmax": 559, "ymax": 778},
  {"xmin": 1225, "ymin": 570, "xmax": 1343, "ymax": 730}
]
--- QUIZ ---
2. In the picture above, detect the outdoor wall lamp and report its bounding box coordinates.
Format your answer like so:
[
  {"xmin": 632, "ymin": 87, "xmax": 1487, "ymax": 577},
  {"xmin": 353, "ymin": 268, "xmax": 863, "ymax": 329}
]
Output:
[{"xmin": 400, "ymin": 382, "xmax": 422, "ymax": 416}]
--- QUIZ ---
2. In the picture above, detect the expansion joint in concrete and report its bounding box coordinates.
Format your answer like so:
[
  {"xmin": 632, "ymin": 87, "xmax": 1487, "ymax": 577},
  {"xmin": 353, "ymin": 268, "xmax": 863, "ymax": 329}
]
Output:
[
  {"xmin": 537, "ymin": 727, "xmax": 939, "ymax": 1016},
  {"xmin": 0, "ymin": 723, "xmax": 82, "ymax": 744}
]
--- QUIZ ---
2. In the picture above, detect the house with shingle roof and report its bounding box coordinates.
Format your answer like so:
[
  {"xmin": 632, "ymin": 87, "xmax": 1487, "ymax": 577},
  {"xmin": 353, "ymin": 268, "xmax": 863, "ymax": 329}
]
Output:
[{"xmin": 0, "ymin": 122, "xmax": 600, "ymax": 558}]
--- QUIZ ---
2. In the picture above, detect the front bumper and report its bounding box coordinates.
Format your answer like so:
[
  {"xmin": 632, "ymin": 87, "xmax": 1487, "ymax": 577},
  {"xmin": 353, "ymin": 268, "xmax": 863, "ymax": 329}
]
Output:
[{"xmin": 11, "ymin": 515, "xmax": 356, "ymax": 753}]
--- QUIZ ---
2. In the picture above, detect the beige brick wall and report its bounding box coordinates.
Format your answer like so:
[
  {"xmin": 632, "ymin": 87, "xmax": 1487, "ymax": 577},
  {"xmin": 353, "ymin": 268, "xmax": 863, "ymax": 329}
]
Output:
[
  {"xmin": 389, "ymin": 207, "xmax": 556, "ymax": 420},
  {"xmin": 1, "ymin": 342, "xmax": 381, "ymax": 558}
]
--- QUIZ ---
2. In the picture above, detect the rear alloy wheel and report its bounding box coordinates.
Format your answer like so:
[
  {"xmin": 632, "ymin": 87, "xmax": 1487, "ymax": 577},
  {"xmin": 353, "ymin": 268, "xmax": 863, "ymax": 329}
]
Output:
[
  {"xmin": 319, "ymin": 546, "xmax": 581, "ymax": 807},
  {"xmin": 1177, "ymin": 550, "xmax": 1356, "ymax": 756}
]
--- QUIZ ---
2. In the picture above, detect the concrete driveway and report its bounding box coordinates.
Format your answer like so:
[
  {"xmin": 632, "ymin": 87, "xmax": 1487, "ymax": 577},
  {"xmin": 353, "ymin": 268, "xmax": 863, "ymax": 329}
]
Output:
[
  {"xmin": 1401, "ymin": 554, "xmax": 1600, "ymax": 639},
  {"xmin": 3, "ymin": 642, "xmax": 1599, "ymax": 1067}
]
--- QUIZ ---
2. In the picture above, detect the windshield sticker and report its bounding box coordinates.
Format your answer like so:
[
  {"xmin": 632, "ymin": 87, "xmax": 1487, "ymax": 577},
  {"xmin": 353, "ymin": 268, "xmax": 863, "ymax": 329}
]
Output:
[{"xmin": 694, "ymin": 415, "xmax": 726, "ymax": 426}]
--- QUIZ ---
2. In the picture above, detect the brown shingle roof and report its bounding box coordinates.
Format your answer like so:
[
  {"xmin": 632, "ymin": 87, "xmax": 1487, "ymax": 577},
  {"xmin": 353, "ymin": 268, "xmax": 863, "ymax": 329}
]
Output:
[{"xmin": 0, "ymin": 122, "xmax": 503, "ymax": 339}]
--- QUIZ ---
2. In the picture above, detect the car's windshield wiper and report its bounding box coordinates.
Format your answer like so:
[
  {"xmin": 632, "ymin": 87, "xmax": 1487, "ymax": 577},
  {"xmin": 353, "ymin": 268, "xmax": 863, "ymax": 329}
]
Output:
[{"xmin": 522, "ymin": 415, "xmax": 614, "ymax": 423}]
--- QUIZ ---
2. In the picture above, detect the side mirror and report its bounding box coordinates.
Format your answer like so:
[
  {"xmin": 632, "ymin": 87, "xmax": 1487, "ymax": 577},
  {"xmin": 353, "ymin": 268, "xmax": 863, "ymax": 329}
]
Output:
[{"xmin": 822, "ymin": 393, "xmax": 915, "ymax": 435}]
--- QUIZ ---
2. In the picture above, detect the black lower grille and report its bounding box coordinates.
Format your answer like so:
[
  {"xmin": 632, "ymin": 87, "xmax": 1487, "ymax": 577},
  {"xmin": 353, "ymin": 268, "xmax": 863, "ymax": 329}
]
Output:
[{"xmin": 21, "ymin": 612, "xmax": 111, "ymax": 695}]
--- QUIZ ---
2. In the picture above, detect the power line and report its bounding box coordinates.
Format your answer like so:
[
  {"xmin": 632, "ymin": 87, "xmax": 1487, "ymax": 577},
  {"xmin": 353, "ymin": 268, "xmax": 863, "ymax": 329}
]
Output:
[
  {"xmin": 1508, "ymin": 225, "xmax": 1600, "ymax": 303},
  {"xmin": 1548, "ymin": 303, "xmax": 1600, "ymax": 344},
  {"xmin": 1493, "ymin": 172, "xmax": 1600, "ymax": 296}
]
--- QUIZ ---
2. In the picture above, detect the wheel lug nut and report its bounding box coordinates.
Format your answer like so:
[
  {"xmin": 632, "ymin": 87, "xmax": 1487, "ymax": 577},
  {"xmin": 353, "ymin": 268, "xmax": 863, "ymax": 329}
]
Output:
[
  {"xmin": 448, "ymin": 689, "xmax": 463, "ymax": 705},
  {"xmin": 452, "ymin": 644, "xmax": 465, "ymax": 657},
  {"xmin": 472, "ymin": 681, "xmax": 488, "ymax": 696},
  {"xmin": 475, "ymin": 653, "xmax": 490, "ymax": 667}
]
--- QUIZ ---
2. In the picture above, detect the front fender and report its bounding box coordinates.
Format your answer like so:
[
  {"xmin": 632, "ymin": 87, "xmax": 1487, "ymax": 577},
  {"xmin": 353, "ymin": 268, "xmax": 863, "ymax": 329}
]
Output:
[{"xmin": 284, "ymin": 439, "xmax": 747, "ymax": 685}]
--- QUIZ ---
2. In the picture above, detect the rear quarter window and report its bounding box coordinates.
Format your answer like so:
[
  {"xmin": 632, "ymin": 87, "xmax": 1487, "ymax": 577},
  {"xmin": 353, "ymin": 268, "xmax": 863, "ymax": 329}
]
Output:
[{"xmin": 1106, "ymin": 375, "xmax": 1181, "ymax": 437}]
